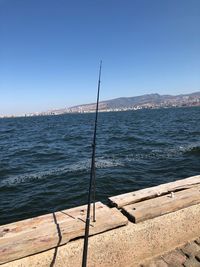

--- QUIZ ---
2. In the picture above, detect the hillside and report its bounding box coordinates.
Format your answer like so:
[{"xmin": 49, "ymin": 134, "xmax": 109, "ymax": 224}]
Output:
[
  {"xmin": 5, "ymin": 91, "xmax": 199, "ymax": 118},
  {"xmin": 59, "ymin": 91, "xmax": 200, "ymax": 114}
]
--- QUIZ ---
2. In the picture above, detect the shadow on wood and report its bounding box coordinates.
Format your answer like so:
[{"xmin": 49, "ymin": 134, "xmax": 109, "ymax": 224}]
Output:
[{"xmin": 50, "ymin": 213, "xmax": 62, "ymax": 267}]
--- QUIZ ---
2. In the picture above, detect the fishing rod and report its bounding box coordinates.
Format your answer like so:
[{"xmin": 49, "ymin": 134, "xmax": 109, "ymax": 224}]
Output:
[{"xmin": 82, "ymin": 61, "xmax": 102, "ymax": 267}]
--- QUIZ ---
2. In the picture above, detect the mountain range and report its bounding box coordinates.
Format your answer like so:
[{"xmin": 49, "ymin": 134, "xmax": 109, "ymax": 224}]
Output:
[
  {"xmin": 45, "ymin": 91, "xmax": 200, "ymax": 115},
  {"xmin": 3, "ymin": 91, "xmax": 199, "ymax": 118}
]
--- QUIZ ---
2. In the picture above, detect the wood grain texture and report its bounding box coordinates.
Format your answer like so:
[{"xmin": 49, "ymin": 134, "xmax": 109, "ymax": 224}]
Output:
[
  {"xmin": 122, "ymin": 185, "xmax": 200, "ymax": 223},
  {"xmin": 0, "ymin": 202, "xmax": 127, "ymax": 265},
  {"xmin": 109, "ymin": 175, "xmax": 200, "ymax": 208}
]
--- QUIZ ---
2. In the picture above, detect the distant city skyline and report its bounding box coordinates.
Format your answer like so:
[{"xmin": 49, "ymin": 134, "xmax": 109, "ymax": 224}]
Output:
[{"xmin": 1, "ymin": 0, "xmax": 200, "ymax": 116}]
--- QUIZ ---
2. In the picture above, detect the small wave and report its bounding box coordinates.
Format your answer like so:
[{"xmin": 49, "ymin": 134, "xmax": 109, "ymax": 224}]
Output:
[
  {"xmin": 96, "ymin": 158, "xmax": 123, "ymax": 168},
  {"xmin": 0, "ymin": 158, "xmax": 123, "ymax": 186},
  {"xmin": 153, "ymin": 143, "xmax": 200, "ymax": 158},
  {"xmin": 63, "ymin": 135, "xmax": 84, "ymax": 141},
  {"xmin": 183, "ymin": 145, "xmax": 200, "ymax": 155},
  {"xmin": 123, "ymin": 144, "xmax": 198, "ymax": 161},
  {"xmin": 0, "ymin": 128, "xmax": 15, "ymax": 134}
]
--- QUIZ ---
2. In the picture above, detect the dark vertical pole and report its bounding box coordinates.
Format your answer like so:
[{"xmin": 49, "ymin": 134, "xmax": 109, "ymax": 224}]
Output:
[{"xmin": 82, "ymin": 61, "xmax": 102, "ymax": 267}]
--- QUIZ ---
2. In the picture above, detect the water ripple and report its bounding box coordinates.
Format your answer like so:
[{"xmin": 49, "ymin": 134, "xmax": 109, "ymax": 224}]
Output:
[{"xmin": 0, "ymin": 107, "xmax": 200, "ymax": 225}]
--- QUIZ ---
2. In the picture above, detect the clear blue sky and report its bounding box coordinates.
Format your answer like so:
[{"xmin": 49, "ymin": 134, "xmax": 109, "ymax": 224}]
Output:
[{"xmin": 0, "ymin": 0, "xmax": 200, "ymax": 115}]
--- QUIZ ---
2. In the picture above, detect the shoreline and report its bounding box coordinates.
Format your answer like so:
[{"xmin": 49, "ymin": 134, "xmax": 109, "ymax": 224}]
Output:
[{"xmin": 1, "ymin": 105, "xmax": 200, "ymax": 119}]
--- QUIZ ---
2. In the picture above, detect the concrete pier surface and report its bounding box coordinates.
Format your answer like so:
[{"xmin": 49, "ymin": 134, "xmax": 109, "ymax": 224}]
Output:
[
  {"xmin": 1, "ymin": 175, "xmax": 200, "ymax": 266},
  {"xmin": 141, "ymin": 238, "xmax": 200, "ymax": 267}
]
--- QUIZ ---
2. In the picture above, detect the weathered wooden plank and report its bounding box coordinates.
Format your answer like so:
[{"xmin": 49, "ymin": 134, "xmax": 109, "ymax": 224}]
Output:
[
  {"xmin": 122, "ymin": 185, "xmax": 200, "ymax": 223},
  {"xmin": 0, "ymin": 202, "xmax": 106, "ymax": 239},
  {"xmin": 109, "ymin": 175, "xmax": 200, "ymax": 208},
  {"xmin": 0, "ymin": 203, "xmax": 127, "ymax": 265}
]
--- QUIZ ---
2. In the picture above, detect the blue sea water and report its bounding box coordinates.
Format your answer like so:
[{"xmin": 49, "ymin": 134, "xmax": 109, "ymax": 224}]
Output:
[{"xmin": 0, "ymin": 107, "xmax": 200, "ymax": 225}]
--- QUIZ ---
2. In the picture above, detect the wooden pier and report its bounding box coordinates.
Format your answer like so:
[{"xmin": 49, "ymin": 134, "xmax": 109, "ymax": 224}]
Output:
[{"xmin": 1, "ymin": 175, "xmax": 200, "ymax": 266}]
